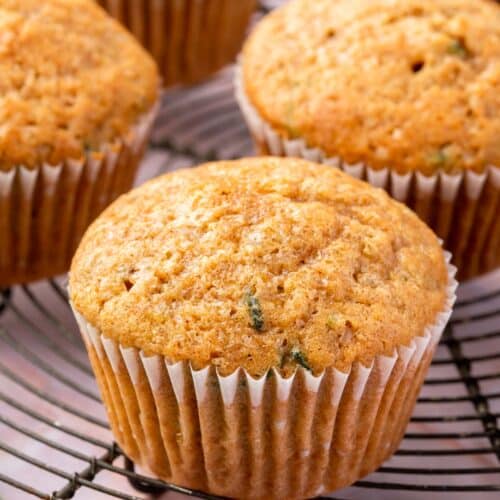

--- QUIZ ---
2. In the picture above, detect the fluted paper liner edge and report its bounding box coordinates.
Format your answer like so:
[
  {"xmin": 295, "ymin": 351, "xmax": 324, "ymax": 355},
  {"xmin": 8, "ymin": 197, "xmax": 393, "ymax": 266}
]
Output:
[
  {"xmin": 71, "ymin": 257, "xmax": 457, "ymax": 499},
  {"xmin": 99, "ymin": 0, "xmax": 257, "ymax": 87},
  {"xmin": 0, "ymin": 101, "xmax": 159, "ymax": 285},
  {"xmin": 234, "ymin": 65, "xmax": 500, "ymax": 280}
]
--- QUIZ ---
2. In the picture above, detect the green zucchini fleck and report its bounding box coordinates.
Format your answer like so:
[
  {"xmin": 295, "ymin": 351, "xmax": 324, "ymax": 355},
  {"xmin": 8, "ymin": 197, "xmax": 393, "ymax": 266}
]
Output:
[
  {"xmin": 83, "ymin": 142, "xmax": 93, "ymax": 156},
  {"xmin": 447, "ymin": 39, "xmax": 468, "ymax": 58},
  {"xmin": 244, "ymin": 291, "xmax": 264, "ymax": 332},
  {"xmin": 427, "ymin": 149, "xmax": 448, "ymax": 167},
  {"xmin": 326, "ymin": 313, "xmax": 343, "ymax": 329},
  {"xmin": 291, "ymin": 347, "xmax": 312, "ymax": 371}
]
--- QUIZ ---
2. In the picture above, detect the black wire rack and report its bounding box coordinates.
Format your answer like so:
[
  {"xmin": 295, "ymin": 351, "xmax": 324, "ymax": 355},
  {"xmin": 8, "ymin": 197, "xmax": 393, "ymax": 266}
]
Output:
[{"xmin": 1, "ymin": 3, "xmax": 500, "ymax": 499}]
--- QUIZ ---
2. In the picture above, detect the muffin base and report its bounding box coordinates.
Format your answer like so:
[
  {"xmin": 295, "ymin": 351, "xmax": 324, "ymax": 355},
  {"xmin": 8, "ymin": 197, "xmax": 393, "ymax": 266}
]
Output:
[
  {"xmin": 98, "ymin": 0, "xmax": 257, "ymax": 87},
  {"xmin": 235, "ymin": 68, "xmax": 500, "ymax": 281},
  {"xmin": 71, "ymin": 257, "xmax": 456, "ymax": 500},
  {"xmin": 0, "ymin": 102, "xmax": 159, "ymax": 286}
]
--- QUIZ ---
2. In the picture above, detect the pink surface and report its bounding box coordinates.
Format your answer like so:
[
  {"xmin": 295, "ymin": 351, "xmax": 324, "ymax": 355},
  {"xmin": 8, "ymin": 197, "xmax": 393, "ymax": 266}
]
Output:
[{"xmin": 1, "ymin": 70, "xmax": 499, "ymax": 500}]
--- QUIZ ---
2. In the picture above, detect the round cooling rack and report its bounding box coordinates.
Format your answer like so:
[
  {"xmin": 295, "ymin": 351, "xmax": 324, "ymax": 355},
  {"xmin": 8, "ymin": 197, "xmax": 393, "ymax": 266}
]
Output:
[
  {"xmin": 1, "ymin": 5, "xmax": 500, "ymax": 499},
  {"xmin": 1, "ymin": 65, "xmax": 500, "ymax": 500}
]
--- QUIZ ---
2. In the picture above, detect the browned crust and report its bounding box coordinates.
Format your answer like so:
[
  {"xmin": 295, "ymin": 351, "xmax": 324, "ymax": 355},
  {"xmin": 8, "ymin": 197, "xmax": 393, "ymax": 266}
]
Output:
[
  {"xmin": 242, "ymin": 0, "xmax": 500, "ymax": 175},
  {"xmin": 70, "ymin": 157, "xmax": 448, "ymax": 376},
  {"xmin": 0, "ymin": 0, "xmax": 159, "ymax": 170}
]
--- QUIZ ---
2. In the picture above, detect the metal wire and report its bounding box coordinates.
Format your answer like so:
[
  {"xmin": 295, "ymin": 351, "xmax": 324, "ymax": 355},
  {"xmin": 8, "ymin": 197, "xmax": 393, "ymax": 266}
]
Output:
[{"xmin": 0, "ymin": 177, "xmax": 499, "ymax": 500}]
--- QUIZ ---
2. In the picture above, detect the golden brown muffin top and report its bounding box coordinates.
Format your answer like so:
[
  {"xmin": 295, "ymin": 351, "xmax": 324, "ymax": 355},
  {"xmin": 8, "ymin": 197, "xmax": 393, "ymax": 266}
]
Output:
[
  {"xmin": 70, "ymin": 158, "xmax": 449, "ymax": 376},
  {"xmin": 242, "ymin": 0, "xmax": 500, "ymax": 175},
  {"xmin": 0, "ymin": 0, "xmax": 159, "ymax": 171}
]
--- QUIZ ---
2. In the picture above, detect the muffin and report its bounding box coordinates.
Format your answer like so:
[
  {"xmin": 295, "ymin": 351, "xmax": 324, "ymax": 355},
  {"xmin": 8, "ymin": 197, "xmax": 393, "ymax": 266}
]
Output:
[
  {"xmin": 0, "ymin": 0, "xmax": 160, "ymax": 286},
  {"xmin": 70, "ymin": 157, "xmax": 456, "ymax": 499},
  {"xmin": 236, "ymin": 0, "xmax": 500, "ymax": 281},
  {"xmin": 98, "ymin": 0, "xmax": 257, "ymax": 87}
]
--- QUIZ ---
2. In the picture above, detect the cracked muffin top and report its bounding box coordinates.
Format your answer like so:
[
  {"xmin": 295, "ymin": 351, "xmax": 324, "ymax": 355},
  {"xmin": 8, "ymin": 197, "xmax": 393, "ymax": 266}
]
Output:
[
  {"xmin": 242, "ymin": 0, "xmax": 500, "ymax": 175},
  {"xmin": 70, "ymin": 158, "xmax": 449, "ymax": 376},
  {"xmin": 0, "ymin": 0, "xmax": 159, "ymax": 171}
]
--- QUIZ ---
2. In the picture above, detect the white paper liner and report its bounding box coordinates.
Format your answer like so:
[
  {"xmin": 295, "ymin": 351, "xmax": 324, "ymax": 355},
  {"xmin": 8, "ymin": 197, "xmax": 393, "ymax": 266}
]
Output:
[
  {"xmin": 71, "ymin": 256, "xmax": 457, "ymax": 499},
  {"xmin": 0, "ymin": 101, "xmax": 159, "ymax": 286},
  {"xmin": 235, "ymin": 66, "xmax": 500, "ymax": 281},
  {"xmin": 98, "ymin": 0, "xmax": 257, "ymax": 87}
]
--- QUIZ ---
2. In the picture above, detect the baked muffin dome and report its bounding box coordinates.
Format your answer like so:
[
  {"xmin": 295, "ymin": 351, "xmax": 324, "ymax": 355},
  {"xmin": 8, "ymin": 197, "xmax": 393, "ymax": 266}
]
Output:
[
  {"xmin": 70, "ymin": 157, "xmax": 448, "ymax": 376},
  {"xmin": 242, "ymin": 0, "xmax": 500, "ymax": 175},
  {"xmin": 0, "ymin": 0, "xmax": 159, "ymax": 170}
]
